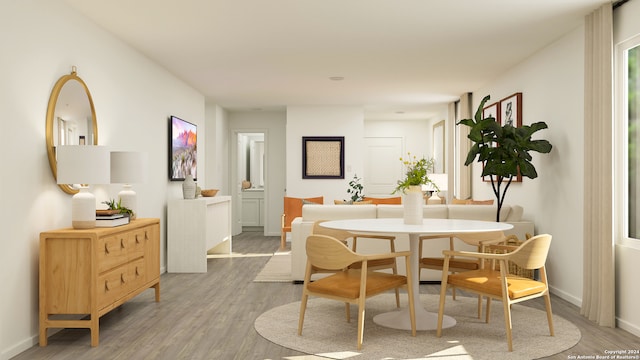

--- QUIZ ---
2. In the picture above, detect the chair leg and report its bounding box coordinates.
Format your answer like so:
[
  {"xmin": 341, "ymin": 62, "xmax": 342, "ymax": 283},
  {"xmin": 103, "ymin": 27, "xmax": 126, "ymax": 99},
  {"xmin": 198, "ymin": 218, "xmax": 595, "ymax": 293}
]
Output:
[
  {"xmin": 345, "ymin": 302, "xmax": 351, "ymax": 322},
  {"xmin": 394, "ymin": 289, "xmax": 400, "ymax": 308},
  {"xmin": 476, "ymin": 295, "xmax": 482, "ymax": 319},
  {"xmin": 485, "ymin": 297, "xmax": 492, "ymax": 323},
  {"xmin": 436, "ymin": 283, "xmax": 449, "ymax": 337},
  {"xmin": 544, "ymin": 293, "xmax": 555, "ymax": 336},
  {"xmin": 502, "ymin": 299, "xmax": 514, "ymax": 352},
  {"xmin": 280, "ymin": 232, "xmax": 287, "ymax": 250},
  {"xmin": 298, "ymin": 293, "xmax": 309, "ymax": 335},
  {"xmin": 356, "ymin": 300, "xmax": 366, "ymax": 350}
]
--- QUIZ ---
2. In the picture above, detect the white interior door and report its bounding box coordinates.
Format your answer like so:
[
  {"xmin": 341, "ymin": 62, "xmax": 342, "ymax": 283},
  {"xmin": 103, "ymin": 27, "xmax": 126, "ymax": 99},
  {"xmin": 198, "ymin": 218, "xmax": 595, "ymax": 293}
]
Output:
[{"xmin": 364, "ymin": 137, "xmax": 403, "ymax": 196}]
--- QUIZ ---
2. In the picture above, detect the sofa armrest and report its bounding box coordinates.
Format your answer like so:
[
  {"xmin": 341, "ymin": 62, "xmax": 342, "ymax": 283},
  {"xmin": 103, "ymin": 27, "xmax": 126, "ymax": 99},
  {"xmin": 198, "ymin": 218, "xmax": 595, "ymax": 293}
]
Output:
[{"xmin": 291, "ymin": 217, "xmax": 314, "ymax": 281}]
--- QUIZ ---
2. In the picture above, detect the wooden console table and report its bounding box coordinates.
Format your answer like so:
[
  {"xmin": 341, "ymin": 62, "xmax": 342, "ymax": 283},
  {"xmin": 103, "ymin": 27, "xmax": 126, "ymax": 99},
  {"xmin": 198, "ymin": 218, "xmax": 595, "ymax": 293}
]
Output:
[{"xmin": 39, "ymin": 218, "xmax": 160, "ymax": 346}]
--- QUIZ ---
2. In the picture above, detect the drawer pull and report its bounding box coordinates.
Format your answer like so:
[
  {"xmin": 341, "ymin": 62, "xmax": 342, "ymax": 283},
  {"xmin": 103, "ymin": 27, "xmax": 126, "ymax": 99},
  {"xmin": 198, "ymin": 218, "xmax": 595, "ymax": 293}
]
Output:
[
  {"xmin": 105, "ymin": 280, "xmax": 111, "ymax": 291},
  {"xmin": 136, "ymin": 266, "xmax": 141, "ymax": 276},
  {"xmin": 135, "ymin": 234, "xmax": 141, "ymax": 244},
  {"xmin": 145, "ymin": 231, "xmax": 149, "ymax": 240},
  {"xmin": 120, "ymin": 238, "xmax": 126, "ymax": 249},
  {"xmin": 104, "ymin": 243, "xmax": 110, "ymax": 254},
  {"xmin": 121, "ymin": 273, "xmax": 126, "ymax": 284}
]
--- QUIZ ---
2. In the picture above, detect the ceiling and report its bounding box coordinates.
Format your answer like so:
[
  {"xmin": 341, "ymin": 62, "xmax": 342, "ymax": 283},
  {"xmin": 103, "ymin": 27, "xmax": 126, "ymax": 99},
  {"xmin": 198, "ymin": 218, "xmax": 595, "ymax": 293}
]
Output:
[{"xmin": 64, "ymin": 0, "xmax": 610, "ymax": 120}]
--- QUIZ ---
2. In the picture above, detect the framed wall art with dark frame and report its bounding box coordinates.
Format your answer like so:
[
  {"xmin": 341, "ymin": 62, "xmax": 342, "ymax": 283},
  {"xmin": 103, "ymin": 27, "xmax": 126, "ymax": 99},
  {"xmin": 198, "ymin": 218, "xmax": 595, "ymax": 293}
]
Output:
[{"xmin": 302, "ymin": 136, "xmax": 345, "ymax": 179}]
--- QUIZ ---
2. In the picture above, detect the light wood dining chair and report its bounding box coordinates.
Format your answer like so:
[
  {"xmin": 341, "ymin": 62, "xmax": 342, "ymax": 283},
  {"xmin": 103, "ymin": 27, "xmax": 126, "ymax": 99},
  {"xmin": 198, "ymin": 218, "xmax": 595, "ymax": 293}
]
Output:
[
  {"xmin": 436, "ymin": 234, "xmax": 554, "ymax": 352},
  {"xmin": 312, "ymin": 220, "xmax": 401, "ymax": 306},
  {"xmin": 298, "ymin": 234, "xmax": 416, "ymax": 350},
  {"xmin": 419, "ymin": 231, "xmax": 509, "ymax": 317}
]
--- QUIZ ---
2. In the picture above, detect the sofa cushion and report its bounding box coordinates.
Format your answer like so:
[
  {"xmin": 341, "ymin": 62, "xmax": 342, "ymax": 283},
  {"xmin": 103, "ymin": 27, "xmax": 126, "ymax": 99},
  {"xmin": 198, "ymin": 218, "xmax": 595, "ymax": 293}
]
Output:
[
  {"xmin": 376, "ymin": 204, "xmax": 448, "ymax": 219},
  {"xmin": 447, "ymin": 204, "xmax": 511, "ymax": 222},
  {"xmin": 302, "ymin": 204, "xmax": 377, "ymax": 221}
]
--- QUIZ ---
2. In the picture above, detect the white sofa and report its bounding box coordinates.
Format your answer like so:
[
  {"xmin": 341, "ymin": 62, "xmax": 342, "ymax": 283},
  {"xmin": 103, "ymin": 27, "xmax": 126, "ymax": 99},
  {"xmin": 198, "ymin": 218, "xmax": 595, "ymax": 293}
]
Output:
[{"xmin": 290, "ymin": 204, "xmax": 534, "ymax": 281}]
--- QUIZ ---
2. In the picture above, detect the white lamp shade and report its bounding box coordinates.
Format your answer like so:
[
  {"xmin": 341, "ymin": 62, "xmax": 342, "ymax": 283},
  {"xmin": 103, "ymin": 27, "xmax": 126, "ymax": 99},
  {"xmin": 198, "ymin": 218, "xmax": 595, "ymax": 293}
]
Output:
[
  {"xmin": 111, "ymin": 151, "xmax": 148, "ymax": 219},
  {"xmin": 427, "ymin": 173, "xmax": 448, "ymax": 205},
  {"xmin": 110, "ymin": 151, "xmax": 148, "ymax": 184},
  {"xmin": 56, "ymin": 145, "xmax": 110, "ymax": 185},
  {"xmin": 430, "ymin": 173, "xmax": 448, "ymax": 192},
  {"xmin": 56, "ymin": 145, "xmax": 110, "ymax": 229}
]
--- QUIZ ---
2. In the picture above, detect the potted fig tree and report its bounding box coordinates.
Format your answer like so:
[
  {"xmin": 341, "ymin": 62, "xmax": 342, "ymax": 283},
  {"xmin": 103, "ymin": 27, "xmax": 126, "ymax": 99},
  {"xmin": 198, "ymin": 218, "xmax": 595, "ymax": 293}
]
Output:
[{"xmin": 458, "ymin": 95, "xmax": 553, "ymax": 222}]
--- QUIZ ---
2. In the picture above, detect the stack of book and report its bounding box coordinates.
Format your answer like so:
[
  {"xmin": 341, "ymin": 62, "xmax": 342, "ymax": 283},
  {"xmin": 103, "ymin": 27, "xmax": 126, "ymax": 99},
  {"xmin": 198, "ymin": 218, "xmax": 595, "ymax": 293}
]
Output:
[{"xmin": 95, "ymin": 211, "xmax": 130, "ymax": 227}]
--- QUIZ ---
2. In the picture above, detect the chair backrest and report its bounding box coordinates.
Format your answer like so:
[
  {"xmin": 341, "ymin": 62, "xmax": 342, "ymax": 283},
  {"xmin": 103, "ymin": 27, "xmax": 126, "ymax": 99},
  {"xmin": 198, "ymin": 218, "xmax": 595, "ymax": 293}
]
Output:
[
  {"xmin": 363, "ymin": 196, "xmax": 402, "ymax": 204},
  {"xmin": 312, "ymin": 220, "xmax": 353, "ymax": 242},
  {"xmin": 507, "ymin": 234, "xmax": 552, "ymax": 270},
  {"xmin": 456, "ymin": 231, "xmax": 506, "ymax": 246},
  {"xmin": 283, "ymin": 196, "xmax": 324, "ymax": 228},
  {"xmin": 306, "ymin": 234, "xmax": 361, "ymax": 270}
]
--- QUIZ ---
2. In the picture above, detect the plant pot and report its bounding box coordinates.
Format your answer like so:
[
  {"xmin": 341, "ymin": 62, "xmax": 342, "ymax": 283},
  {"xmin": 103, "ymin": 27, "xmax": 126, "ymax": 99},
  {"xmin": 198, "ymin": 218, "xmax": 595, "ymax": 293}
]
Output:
[{"xmin": 403, "ymin": 185, "xmax": 423, "ymax": 225}]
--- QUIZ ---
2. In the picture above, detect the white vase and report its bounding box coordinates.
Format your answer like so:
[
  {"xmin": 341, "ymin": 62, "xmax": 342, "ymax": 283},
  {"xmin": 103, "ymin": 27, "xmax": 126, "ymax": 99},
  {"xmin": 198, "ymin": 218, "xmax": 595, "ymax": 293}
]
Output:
[
  {"xmin": 182, "ymin": 174, "xmax": 196, "ymax": 199},
  {"xmin": 403, "ymin": 185, "xmax": 424, "ymax": 225}
]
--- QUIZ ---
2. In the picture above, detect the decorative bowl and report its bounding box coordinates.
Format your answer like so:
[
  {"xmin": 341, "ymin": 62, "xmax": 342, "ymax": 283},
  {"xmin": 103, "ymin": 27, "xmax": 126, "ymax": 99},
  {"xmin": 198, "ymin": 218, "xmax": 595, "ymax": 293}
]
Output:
[{"xmin": 201, "ymin": 189, "xmax": 219, "ymax": 197}]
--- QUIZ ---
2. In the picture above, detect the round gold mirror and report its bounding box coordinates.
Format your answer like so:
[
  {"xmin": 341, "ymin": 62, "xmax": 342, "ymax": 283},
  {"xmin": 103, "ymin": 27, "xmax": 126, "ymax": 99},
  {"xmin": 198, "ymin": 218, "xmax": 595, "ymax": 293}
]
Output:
[{"xmin": 46, "ymin": 67, "xmax": 98, "ymax": 194}]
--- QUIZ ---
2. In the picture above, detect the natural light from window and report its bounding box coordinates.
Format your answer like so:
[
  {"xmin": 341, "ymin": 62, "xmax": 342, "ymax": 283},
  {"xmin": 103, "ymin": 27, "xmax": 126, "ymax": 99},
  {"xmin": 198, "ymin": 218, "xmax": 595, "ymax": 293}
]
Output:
[{"xmin": 628, "ymin": 44, "xmax": 640, "ymax": 239}]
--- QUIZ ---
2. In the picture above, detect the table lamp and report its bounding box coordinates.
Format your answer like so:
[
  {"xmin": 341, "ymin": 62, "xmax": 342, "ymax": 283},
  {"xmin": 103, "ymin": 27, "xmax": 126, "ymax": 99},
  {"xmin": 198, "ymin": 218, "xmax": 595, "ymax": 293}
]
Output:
[
  {"xmin": 110, "ymin": 151, "xmax": 148, "ymax": 219},
  {"xmin": 426, "ymin": 173, "xmax": 448, "ymax": 205},
  {"xmin": 56, "ymin": 145, "xmax": 110, "ymax": 229}
]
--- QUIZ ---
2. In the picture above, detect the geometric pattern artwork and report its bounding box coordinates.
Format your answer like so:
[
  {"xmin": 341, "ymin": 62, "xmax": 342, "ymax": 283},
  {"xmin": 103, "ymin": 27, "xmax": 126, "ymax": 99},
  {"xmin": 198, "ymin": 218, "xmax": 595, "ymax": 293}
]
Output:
[{"xmin": 302, "ymin": 137, "xmax": 344, "ymax": 179}]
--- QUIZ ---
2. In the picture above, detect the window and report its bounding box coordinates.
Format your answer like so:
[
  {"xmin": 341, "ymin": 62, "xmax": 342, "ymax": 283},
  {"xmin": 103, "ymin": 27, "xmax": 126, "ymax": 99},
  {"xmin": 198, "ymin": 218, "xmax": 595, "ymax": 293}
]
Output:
[
  {"xmin": 618, "ymin": 35, "xmax": 640, "ymax": 241},
  {"xmin": 629, "ymin": 44, "xmax": 640, "ymax": 238}
]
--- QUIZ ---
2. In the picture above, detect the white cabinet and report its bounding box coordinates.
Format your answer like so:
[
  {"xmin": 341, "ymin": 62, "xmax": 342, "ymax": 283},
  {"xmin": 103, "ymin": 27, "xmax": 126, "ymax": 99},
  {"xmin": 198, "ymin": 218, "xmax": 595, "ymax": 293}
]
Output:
[
  {"xmin": 168, "ymin": 196, "xmax": 232, "ymax": 273},
  {"xmin": 241, "ymin": 190, "xmax": 264, "ymax": 226}
]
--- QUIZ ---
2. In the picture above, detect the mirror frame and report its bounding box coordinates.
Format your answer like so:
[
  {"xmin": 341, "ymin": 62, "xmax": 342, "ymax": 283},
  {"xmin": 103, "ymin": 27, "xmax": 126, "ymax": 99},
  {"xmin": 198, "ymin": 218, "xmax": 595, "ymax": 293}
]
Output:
[{"xmin": 46, "ymin": 68, "xmax": 98, "ymax": 194}]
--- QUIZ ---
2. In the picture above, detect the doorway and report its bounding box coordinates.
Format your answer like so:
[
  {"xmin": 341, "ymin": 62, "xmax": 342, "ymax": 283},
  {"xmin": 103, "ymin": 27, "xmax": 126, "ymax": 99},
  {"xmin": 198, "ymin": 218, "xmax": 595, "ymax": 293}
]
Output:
[{"xmin": 233, "ymin": 132, "xmax": 267, "ymax": 235}]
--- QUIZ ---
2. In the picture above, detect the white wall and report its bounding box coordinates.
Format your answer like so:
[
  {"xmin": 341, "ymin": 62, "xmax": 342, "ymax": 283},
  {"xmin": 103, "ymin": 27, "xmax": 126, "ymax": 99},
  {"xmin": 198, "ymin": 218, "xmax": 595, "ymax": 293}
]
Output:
[
  {"xmin": 286, "ymin": 106, "xmax": 364, "ymax": 202},
  {"xmin": 0, "ymin": 2, "xmax": 205, "ymax": 358},
  {"xmin": 472, "ymin": 26, "xmax": 585, "ymax": 305},
  {"xmin": 205, "ymin": 103, "xmax": 230, "ymax": 194},
  {"xmin": 228, "ymin": 111, "xmax": 286, "ymax": 236},
  {"xmin": 613, "ymin": 0, "xmax": 640, "ymax": 337}
]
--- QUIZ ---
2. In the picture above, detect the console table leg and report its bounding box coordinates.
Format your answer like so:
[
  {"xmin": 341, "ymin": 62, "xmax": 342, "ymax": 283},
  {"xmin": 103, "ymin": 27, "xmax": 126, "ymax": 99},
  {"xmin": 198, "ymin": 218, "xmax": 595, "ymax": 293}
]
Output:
[{"xmin": 154, "ymin": 282, "xmax": 161, "ymax": 302}]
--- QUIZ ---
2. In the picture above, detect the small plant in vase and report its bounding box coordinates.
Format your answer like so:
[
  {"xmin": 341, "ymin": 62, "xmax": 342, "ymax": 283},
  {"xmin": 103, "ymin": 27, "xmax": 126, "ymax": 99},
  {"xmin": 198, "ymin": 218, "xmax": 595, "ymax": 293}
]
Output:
[
  {"xmin": 346, "ymin": 174, "xmax": 364, "ymax": 203},
  {"xmin": 103, "ymin": 198, "xmax": 134, "ymax": 218},
  {"xmin": 393, "ymin": 153, "xmax": 436, "ymax": 225},
  {"xmin": 392, "ymin": 153, "xmax": 437, "ymax": 194}
]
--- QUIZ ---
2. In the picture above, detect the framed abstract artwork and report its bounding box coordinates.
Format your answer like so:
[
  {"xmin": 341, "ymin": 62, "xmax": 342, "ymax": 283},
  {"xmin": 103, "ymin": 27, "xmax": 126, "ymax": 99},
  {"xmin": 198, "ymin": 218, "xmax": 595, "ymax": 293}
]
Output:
[
  {"xmin": 302, "ymin": 136, "xmax": 344, "ymax": 179},
  {"xmin": 500, "ymin": 92, "xmax": 522, "ymax": 127}
]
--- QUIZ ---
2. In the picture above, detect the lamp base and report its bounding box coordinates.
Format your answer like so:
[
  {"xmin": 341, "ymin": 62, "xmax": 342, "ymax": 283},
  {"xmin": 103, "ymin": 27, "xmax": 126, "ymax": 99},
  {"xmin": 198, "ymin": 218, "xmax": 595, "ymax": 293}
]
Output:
[
  {"xmin": 427, "ymin": 193, "xmax": 442, "ymax": 205},
  {"xmin": 72, "ymin": 187, "xmax": 97, "ymax": 229},
  {"xmin": 118, "ymin": 184, "xmax": 137, "ymax": 220}
]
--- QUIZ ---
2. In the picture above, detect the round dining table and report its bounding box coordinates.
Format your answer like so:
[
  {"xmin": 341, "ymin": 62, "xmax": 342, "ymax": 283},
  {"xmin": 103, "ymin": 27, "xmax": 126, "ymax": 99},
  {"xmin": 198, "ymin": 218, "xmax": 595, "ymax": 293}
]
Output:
[{"xmin": 320, "ymin": 217, "xmax": 513, "ymax": 331}]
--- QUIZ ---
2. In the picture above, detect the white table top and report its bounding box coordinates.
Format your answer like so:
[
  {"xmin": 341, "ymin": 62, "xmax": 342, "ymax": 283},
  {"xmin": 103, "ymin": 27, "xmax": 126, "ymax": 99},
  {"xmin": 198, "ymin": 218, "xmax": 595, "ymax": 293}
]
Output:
[{"xmin": 320, "ymin": 218, "xmax": 513, "ymax": 235}]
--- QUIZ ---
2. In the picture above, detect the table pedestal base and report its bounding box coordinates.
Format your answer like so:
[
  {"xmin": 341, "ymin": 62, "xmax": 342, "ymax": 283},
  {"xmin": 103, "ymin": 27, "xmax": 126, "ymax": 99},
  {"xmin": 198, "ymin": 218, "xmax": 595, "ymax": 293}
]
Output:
[{"xmin": 373, "ymin": 306, "xmax": 456, "ymax": 331}]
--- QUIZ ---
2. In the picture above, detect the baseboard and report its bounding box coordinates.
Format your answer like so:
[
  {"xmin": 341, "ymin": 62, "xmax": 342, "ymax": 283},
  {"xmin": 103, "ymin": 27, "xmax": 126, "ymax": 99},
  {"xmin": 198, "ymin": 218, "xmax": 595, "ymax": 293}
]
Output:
[{"xmin": 617, "ymin": 317, "xmax": 640, "ymax": 337}]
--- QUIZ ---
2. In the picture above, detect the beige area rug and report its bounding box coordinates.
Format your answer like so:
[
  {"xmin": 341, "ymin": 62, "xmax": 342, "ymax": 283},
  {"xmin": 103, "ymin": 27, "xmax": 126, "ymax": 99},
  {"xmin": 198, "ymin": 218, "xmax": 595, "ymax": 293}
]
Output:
[
  {"xmin": 255, "ymin": 294, "xmax": 581, "ymax": 360},
  {"xmin": 253, "ymin": 251, "xmax": 292, "ymax": 282}
]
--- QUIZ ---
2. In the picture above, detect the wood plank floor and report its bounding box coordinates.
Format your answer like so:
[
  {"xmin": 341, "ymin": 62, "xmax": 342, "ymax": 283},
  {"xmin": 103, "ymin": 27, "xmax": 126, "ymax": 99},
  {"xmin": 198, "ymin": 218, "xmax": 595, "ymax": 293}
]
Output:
[{"xmin": 13, "ymin": 230, "xmax": 639, "ymax": 360}]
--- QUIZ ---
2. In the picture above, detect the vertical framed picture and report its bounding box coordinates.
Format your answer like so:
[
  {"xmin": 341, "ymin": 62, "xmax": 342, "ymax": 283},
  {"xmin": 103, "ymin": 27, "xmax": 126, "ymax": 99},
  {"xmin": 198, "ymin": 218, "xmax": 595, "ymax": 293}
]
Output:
[
  {"xmin": 302, "ymin": 136, "xmax": 345, "ymax": 179},
  {"xmin": 169, "ymin": 115, "xmax": 197, "ymax": 181},
  {"xmin": 500, "ymin": 92, "xmax": 522, "ymax": 127},
  {"xmin": 482, "ymin": 102, "xmax": 500, "ymax": 183},
  {"xmin": 482, "ymin": 101, "xmax": 500, "ymax": 123}
]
